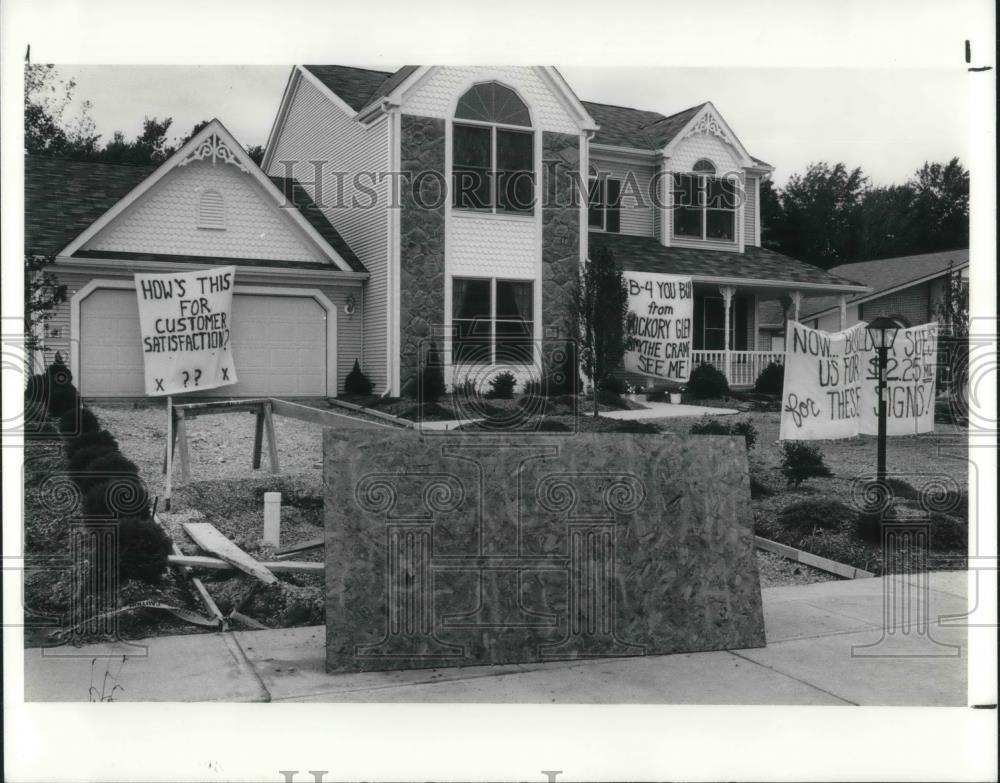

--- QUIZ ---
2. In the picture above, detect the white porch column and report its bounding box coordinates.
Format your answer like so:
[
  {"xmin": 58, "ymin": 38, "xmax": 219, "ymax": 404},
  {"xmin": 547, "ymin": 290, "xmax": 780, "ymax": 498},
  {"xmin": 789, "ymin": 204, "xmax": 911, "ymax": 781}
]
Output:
[
  {"xmin": 838, "ymin": 294, "xmax": 848, "ymax": 330},
  {"xmin": 720, "ymin": 285, "xmax": 736, "ymax": 384},
  {"xmin": 791, "ymin": 290, "xmax": 802, "ymax": 323}
]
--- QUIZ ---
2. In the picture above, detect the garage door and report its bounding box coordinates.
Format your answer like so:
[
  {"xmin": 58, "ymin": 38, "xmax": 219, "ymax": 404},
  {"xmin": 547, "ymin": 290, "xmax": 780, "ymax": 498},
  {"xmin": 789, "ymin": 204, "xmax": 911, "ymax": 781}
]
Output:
[{"xmin": 79, "ymin": 288, "xmax": 330, "ymax": 397}]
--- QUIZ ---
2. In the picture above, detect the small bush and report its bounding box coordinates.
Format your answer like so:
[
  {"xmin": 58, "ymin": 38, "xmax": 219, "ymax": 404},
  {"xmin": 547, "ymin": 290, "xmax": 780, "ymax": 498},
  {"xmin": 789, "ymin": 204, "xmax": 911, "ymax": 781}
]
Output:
[
  {"xmin": 688, "ymin": 363, "xmax": 730, "ymax": 399},
  {"xmin": 343, "ymin": 359, "xmax": 373, "ymax": 396},
  {"xmin": 753, "ymin": 361, "xmax": 784, "ymax": 395},
  {"xmin": 77, "ymin": 452, "xmax": 141, "ymax": 492},
  {"xmin": 779, "ymin": 497, "xmax": 855, "ymax": 531},
  {"xmin": 930, "ymin": 513, "xmax": 968, "ymax": 551},
  {"xmin": 535, "ymin": 418, "xmax": 571, "ymax": 432},
  {"xmin": 65, "ymin": 429, "xmax": 119, "ymax": 460},
  {"xmin": 689, "ymin": 415, "xmax": 758, "ymax": 450},
  {"xmin": 67, "ymin": 443, "xmax": 121, "ymax": 475},
  {"xmin": 116, "ymin": 515, "xmax": 172, "ymax": 583},
  {"xmin": 453, "ymin": 377, "xmax": 478, "ymax": 399},
  {"xmin": 82, "ymin": 475, "xmax": 150, "ymax": 520},
  {"xmin": 597, "ymin": 375, "xmax": 626, "ymax": 396},
  {"xmin": 780, "ymin": 441, "xmax": 832, "ymax": 486},
  {"xmin": 58, "ymin": 406, "xmax": 100, "ymax": 437},
  {"xmin": 45, "ymin": 356, "xmax": 79, "ymax": 417},
  {"xmin": 522, "ymin": 378, "xmax": 544, "ymax": 398},
  {"xmin": 485, "ymin": 371, "xmax": 517, "ymax": 399}
]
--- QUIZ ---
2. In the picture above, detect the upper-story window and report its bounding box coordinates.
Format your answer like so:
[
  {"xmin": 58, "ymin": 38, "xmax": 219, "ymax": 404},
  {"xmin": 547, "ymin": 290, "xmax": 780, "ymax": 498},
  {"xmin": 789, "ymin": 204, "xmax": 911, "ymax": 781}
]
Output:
[
  {"xmin": 453, "ymin": 82, "xmax": 534, "ymax": 214},
  {"xmin": 588, "ymin": 169, "xmax": 621, "ymax": 232},
  {"xmin": 673, "ymin": 159, "xmax": 738, "ymax": 242}
]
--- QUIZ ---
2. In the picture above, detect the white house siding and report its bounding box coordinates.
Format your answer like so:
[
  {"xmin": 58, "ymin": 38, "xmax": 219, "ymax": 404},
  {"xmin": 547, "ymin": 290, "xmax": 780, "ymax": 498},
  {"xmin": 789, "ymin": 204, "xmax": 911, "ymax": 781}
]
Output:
[
  {"xmin": 266, "ymin": 73, "xmax": 390, "ymax": 391},
  {"xmin": 813, "ymin": 303, "xmax": 861, "ymax": 333},
  {"xmin": 401, "ymin": 67, "xmax": 579, "ymax": 135},
  {"xmin": 449, "ymin": 213, "xmax": 536, "ymax": 278},
  {"xmin": 589, "ymin": 154, "xmax": 657, "ymax": 237},
  {"xmin": 45, "ymin": 267, "xmax": 364, "ymax": 396},
  {"xmin": 744, "ymin": 175, "xmax": 758, "ymax": 247},
  {"xmin": 82, "ymin": 160, "xmax": 327, "ymax": 263}
]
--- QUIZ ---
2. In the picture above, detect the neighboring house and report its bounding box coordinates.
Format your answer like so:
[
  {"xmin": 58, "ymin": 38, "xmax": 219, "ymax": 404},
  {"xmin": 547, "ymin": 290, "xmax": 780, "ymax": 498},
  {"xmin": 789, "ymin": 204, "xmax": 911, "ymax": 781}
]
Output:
[
  {"xmin": 31, "ymin": 66, "xmax": 870, "ymax": 397},
  {"xmin": 758, "ymin": 249, "xmax": 969, "ymax": 347}
]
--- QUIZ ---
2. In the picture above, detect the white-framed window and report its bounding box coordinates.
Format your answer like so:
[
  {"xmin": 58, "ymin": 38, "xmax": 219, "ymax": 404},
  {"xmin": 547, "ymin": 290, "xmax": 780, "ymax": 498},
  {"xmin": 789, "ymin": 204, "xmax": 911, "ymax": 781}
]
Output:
[
  {"xmin": 197, "ymin": 189, "xmax": 226, "ymax": 230},
  {"xmin": 452, "ymin": 82, "xmax": 534, "ymax": 215},
  {"xmin": 672, "ymin": 159, "xmax": 738, "ymax": 241},
  {"xmin": 452, "ymin": 277, "xmax": 534, "ymax": 365},
  {"xmin": 588, "ymin": 171, "xmax": 621, "ymax": 232}
]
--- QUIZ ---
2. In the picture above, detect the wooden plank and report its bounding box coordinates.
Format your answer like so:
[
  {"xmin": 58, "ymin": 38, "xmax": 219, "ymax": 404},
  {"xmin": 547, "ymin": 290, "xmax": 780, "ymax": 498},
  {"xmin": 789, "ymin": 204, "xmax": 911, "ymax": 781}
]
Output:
[
  {"xmin": 755, "ymin": 536, "xmax": 874, "ymax": 579},
  {"xmin": 175, "ymin": 408, "xmax": 192, "ymax": 482},
  {"xmin": 325, "ymin": 397, "xmax": 416, "ymax": 429},
  {"xmin": 263, "ymin": 401, "xmax": 280, "ymax": 474},
  {"xmin": 174, "ymin": 398, "xmax": 271, "ymax": 415},
  {"xmin": 272, "ymin": 397, "xmax": 405, "ymax": 430},
  {"xmin": 168, "ymin": 554, "xmax": 324, "ymax": 574},
  {"xmin": 155, "ymin": 513, "xmax": 224, "ymax": 626},
  {"xmin": 274, "ymin": 536, "xmax": 324, "ymax": 557},
  {"xmin": 182, "ymin": 522, "xmax": 279, "ymax": 585},
  {"xmin": 252, "ymin": 403, "xmax": 265, "ymax": 470}
]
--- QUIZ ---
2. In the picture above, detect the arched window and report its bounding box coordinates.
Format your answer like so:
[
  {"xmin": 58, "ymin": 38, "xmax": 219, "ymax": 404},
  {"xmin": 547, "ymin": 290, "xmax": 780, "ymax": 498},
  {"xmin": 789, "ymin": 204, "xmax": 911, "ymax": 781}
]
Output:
[
  {"xmin": 453, "ymin": 82, "xmax": 534, "ymax": 214},
  {"xmin": 197, "ymin": 189, "xmax": 226, "ymax": 230},
  {"xmin": 693, "ymin": 158, "xmax": 716, "ymax": 174}
]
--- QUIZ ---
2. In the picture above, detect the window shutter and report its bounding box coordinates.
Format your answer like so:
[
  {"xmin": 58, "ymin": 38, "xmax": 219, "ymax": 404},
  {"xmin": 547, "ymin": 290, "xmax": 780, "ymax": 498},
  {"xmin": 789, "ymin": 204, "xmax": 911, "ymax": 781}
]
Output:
[
  {"xmin": 605, "ymin": 178, "xmax": 621, "ymax": 233},
  {"xmin": 198, "ymin": 190, "xmax": 226, "ymax": 229}
]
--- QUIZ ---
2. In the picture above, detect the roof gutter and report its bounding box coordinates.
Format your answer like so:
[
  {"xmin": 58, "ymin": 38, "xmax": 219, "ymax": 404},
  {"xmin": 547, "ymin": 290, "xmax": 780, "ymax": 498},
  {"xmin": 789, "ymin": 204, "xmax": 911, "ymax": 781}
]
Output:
[{"xmin": 356, "ymin": 98, "xmax": 395, "ymax": 125}]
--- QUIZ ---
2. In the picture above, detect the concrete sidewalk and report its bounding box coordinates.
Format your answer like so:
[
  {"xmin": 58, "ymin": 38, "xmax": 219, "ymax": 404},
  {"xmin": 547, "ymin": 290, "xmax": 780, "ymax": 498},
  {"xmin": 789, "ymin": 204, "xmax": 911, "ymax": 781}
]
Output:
[
  {"xmin": 23, "ymin": 572, "xmax": 968, "ymax": 705},
  {"xmin": 600, "ymin": 401, "xmax": 738, "ymax": 420}
]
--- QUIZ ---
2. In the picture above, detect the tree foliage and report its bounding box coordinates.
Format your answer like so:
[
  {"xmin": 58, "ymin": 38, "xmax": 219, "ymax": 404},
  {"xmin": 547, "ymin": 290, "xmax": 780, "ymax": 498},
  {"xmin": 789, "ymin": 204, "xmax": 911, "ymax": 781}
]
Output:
[
  {"xmin": 573, "ymin": 246, "xmax": 628, "ymax": 418},
  {"xmin": 761, "ymin": 159, "xmax": 969, "ymax": 268},
  {"xmin": 25, "ymin": 254, "xmax": 67, "ymax": 356}
]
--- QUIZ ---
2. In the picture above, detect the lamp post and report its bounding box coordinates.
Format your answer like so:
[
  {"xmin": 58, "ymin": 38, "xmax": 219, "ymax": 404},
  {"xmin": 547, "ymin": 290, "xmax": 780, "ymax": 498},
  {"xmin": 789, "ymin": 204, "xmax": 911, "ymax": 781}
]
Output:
[{"xmin": 865, "ymin": 316, "xmax": 903, "ymax": 484}]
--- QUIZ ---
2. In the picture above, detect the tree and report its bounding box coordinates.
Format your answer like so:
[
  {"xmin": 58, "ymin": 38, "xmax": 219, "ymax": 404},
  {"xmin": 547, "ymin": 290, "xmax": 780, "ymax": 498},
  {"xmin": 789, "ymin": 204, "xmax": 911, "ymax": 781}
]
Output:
[
  {"xmin": 24, "ymin": 64, "xmax": 99, "ymax": 157},
  {"xmin": 933, "ymin": 263, "xmax": 969, "ymax": 397},
  {"xmin": 908, "ymin": 158, "xmax": 969, "ymax": 253},
  {"xmin": 245, "ymin": 144, "xmax": 266, "ymax": 166},
  {"xmin": 24, "ymin": 254, "xmax": 67, "ymax": 360},
  {"xmin": 572, "ymin": 246, "xmax": 628, "ymax": 418}
]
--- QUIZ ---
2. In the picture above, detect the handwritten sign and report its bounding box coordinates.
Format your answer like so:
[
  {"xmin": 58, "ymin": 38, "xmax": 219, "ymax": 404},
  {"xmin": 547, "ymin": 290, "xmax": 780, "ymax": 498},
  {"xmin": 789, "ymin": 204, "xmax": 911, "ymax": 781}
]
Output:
[
  {"xmin": 623, "ymin": 272, "xmax": 694, "ymax": 382},
  {"xmin": 859, "ymin": 322, "xmax": 937, "ymax": 436},
  {"xmin": 779, "ymin": 320, "xmax": 937, "ymax": 440},
  {"xmin": 135, "ymin": 266, "xmax": 238, "ymax": 396}
]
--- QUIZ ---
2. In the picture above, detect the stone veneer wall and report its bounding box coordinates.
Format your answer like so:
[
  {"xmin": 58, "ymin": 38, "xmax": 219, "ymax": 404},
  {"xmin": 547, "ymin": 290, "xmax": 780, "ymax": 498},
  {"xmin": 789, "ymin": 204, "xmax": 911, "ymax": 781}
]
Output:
[
  {"xmin": 399, "ymin": 114, "xmax": 447, "ymax": 395},
  {"xmin": 541, "ymin": 132, "xmax": 581, "ymax": 343}
]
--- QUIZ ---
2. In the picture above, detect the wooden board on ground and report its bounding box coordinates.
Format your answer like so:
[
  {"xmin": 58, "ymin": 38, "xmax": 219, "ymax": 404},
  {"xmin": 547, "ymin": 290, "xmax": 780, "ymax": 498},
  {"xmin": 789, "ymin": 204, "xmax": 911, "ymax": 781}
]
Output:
[
  {"xmin": 755, "ymin": 536, "xmax": 874, "ymax": 579},
  {"xmin": 274, "ymin": 536, "xmax": 324, "ymax": 558},
  {"xmin": 168, "ymin": 554, "xmax": 324, "ymax": 574},
  {"xmin": 182, "ymin": 522, "xmax": 279, "ymax": 585}
]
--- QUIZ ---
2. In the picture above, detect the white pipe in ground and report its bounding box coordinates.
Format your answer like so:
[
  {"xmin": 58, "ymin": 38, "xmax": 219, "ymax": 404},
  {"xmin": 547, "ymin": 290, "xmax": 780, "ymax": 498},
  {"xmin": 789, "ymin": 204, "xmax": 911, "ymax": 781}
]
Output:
[{"xmin": 263, "ymin": 492, "xmax": 281, "ymax": 548}]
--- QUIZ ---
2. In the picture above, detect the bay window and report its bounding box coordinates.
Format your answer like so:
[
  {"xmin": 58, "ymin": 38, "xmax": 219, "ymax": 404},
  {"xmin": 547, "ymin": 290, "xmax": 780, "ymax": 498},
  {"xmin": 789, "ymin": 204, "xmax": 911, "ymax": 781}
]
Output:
[
  {"xmin": 453, "ymin": 82, "xmax": 534, "ymax": 214},
  {"xmin": 452, "ymin": 278, "xmax": 534, "ymax": 364},
  {"xmin": 672, "ymin": 159, "xmax": 739, "ymax": 241}
]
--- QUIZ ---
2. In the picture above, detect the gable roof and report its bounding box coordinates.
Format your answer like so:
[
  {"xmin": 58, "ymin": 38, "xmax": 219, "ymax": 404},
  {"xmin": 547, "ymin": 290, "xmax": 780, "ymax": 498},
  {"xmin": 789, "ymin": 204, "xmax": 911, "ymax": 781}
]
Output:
[
  {"xmin": 589, "ymin": 233, "xmax": 868, "ymax": 291},
  {"xmin": 582, "ymin": 101, "xmax": 704, "ymax": 150},
  {"xmin": 25, "ymin": 156, "xmax": 155, "ymax": 258},
  {"xmin": 800, "ymin": 249, "xmax": 969, "ymax": 319},
  {"xmin": 301, "ymin": 64, "xmax": 420, "ymax": 113}
]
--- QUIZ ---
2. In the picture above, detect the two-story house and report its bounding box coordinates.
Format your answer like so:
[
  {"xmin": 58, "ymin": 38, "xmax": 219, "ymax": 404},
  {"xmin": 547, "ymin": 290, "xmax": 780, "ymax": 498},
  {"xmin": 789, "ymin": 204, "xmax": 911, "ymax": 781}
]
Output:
[{"xmin": 31, "ymin": 65, "xmax": 869, "ymax": 398}]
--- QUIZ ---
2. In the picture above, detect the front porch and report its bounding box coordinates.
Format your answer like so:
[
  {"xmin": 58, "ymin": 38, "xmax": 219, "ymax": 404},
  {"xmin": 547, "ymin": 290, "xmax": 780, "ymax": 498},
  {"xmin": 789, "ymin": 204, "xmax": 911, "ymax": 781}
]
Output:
[{"xmin": 692, "ymin": 349, "xmax": 785, "ymax": 388}]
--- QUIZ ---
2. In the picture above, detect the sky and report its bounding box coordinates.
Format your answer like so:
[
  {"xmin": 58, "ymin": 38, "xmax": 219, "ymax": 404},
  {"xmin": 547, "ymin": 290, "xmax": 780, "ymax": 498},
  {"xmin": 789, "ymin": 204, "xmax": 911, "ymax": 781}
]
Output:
[{"xmin": 55, "ymin": 64, "xmax": 970, "ymax": 187}]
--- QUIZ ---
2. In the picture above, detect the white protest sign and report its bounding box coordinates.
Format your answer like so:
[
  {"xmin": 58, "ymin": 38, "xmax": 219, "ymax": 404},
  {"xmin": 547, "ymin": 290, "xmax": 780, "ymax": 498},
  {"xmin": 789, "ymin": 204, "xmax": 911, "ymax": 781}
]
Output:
[
  {"xmin": 779, "ymin": 321, "xmax": 867, "ymax": 441},
  {"xmin": 859, "ymin": 322, "xmax": 937, "ymax": 436},
  {"xmin": 135, "ymin": 266, "xmax": 238, "ymax": 396},
  {"xmin": 622, "ymin": 271, "xmax": 694, "ymax": 382}
]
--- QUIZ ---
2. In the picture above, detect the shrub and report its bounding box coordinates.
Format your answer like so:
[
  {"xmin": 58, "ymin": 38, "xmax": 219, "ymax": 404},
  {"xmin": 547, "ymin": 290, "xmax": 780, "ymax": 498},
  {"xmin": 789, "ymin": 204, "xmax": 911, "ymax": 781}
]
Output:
[
  {"xmin": 753, "ymin": 361, "xmax": 784, "ymax": 395},
  {"xmin": 45, "ymin": 355, "xmax": 79, "ymax": 417},
  {"xmin": 780, "ymin": 441, "xmax": 832, "ymax": 486},
  {"xmin": 597, "ymin": 375, "xmax": 626, "ymax": 396},
  {"xmin": 58, "ymin": 406, "xmax": 100, "ymax": 437},
  {"xmin": 77, "ymin": 452, "xmax": 141, "ymax": 492},
  {"xmin": 343, "ymin": 359, "xmax": 373, "ymax": 396},
  {"xmin": 116, "ymin": 515, "xmax": 172, "ymax": 583},
  {"xmin": 24, "ymin": 374, "xmax": 48, "ymax": 422},
  {"xmin": 67, "ymin": 443, "xmax": 121, "ymax": 475},
  {"xmin": 689, "ymin": 415, "xmax": 758, "ymax": 450},
  {"xmin": 688, "ymin": 362, "xmax": 730, "ymax": 399},
  {"xmin": 417, "ymin": 341, "xmax": 446, "ymax": 403},
  {"xmin": 453, "ymin": 377, "xmax": 478, "ymax": 399},
  {"xmin": 65, "ymin": 429, "xmax": 119, "ymax": 460},
  {"xmin": 485, "ymin": 370, "xmax": 517, "ymax": 399},
  {"xmin": 535, "ymin": 418, "xmax": 571, "ymax": 432},
  {"xmin": 82, "ymin": 475, "xmax": 150, "ymax": 520},
  {"xmin": 779, "ymin": 497, "xmax": 855, "ymax": 531},
  {"xmin": 930, "ymin": 513, "xmax": 968, "ymax": 551}
]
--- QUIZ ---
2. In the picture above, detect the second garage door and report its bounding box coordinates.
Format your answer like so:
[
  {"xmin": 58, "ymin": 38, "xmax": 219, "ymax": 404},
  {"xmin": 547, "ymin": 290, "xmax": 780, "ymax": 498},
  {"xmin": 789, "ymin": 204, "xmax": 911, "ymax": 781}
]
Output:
[{"xmin": 79, "ymin": 288, "xmax": 330, "ymax": 397}]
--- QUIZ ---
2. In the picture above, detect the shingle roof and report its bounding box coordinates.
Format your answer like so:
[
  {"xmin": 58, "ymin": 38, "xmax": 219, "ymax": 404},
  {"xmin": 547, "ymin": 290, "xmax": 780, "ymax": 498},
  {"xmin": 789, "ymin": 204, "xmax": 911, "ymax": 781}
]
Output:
[
  {"xmin": 25, "ymin": 156, "xmax": 155, "ymax": 257},
  {"xmin": 301, "ymin": 65, "xmax": 421, "ymax": 114},
  {"xmin": 582, "ymin": 101, "xmax": 705, "ymax": 150},
  {"xmin": 588, "ymin": 232, "xmax": 866, "ymax": 289},
  {"xmin": 800, "ymin": 249, "xmax": 969, "ymax": 318},
  {"xmin": 25, "ymin": 155, "xmax": 365, "ymax": 272},
  {"xmin": 268, "ymin": 176, "xmax": 366, "ymax": 272}
]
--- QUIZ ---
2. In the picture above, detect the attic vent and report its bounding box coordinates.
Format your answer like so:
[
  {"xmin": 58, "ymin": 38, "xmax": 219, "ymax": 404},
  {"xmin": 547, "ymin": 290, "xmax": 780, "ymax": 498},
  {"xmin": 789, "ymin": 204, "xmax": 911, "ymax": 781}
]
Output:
[{"xmin": 197, "ymin": 190, "xmax": 226, "ymax": 230}]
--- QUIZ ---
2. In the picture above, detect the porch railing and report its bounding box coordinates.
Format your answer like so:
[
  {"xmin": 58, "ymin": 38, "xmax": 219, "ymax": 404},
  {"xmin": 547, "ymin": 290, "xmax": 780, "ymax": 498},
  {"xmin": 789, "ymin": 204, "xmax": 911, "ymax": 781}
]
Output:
[{"xmin": 691, "ymin": 350, "xmax": 785, "ymax": 389}]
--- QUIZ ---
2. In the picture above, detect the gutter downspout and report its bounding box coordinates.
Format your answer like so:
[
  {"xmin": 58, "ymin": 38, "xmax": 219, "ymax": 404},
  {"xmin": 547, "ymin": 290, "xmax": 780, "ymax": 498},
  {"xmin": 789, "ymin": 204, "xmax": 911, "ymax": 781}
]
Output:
[{"xmin": 382, "ymin": 104, "xmax": 401, "ymax": 396}]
